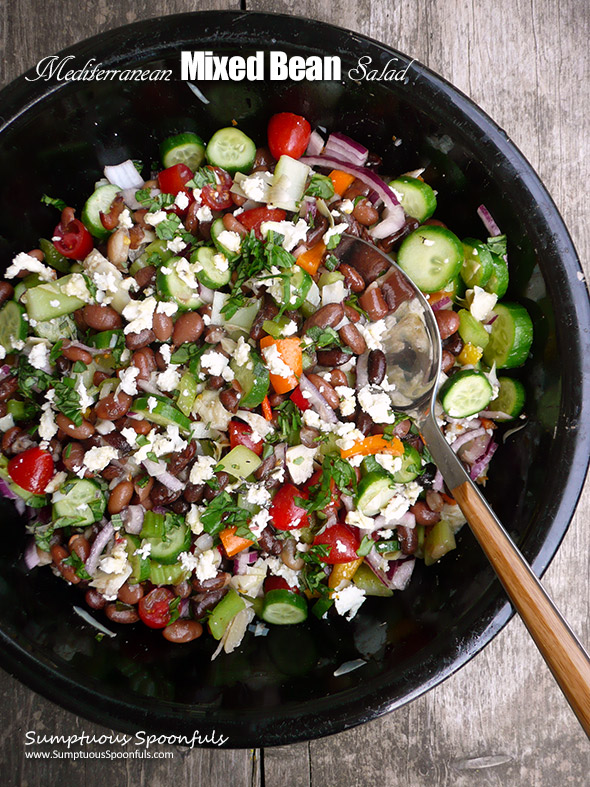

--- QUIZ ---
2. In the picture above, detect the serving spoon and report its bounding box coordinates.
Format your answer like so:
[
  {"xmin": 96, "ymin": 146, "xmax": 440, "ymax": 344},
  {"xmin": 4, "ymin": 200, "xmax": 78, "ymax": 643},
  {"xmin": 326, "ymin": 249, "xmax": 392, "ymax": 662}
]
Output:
[{"xmin": 335, "ymin": 235, "xmax": 590, "ymax": 736}]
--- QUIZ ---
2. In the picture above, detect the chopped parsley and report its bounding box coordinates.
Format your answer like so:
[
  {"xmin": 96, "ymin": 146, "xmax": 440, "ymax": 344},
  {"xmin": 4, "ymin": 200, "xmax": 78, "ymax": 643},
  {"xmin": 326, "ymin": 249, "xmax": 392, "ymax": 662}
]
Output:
[
  {"xmin": 40, "ymin": 194, "xmax": 67, "ymax": 211},
  {"xmin": 200, "ymin": 491, "xmax": 257, "ymax": 543},
  {"xmin": 53, "ymin": 377, "xmax": 83, "ymax": 426},
  {"xmin": 299, "ymin": 544, "xmax": 331, "ymax": 596},
  {"xmin": 62, "ymin": 550, "xmax": 92, "ymax": 580},
  {"xmin": 305, "ymin": 173, "xmax": 335, "ymax": 200},
  {"xmin": 485, "ymin": 235, "xmax": 507, "ymax": 257},
  {"xmin": 266, "ymin": 400, "xmax": 302, "ymax": 446}
]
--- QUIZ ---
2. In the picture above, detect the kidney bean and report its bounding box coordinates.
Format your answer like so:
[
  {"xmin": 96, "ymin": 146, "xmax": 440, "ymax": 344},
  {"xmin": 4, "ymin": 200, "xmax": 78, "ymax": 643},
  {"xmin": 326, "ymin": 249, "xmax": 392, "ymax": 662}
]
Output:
[
  {"xmin": 134, "ymin": 264, "xmax": 156, "ymax": 290},
  {"xmin": 441, "ymin": 350, "xmax": 455, "ymax": 373},
  {"xmin": 192, "ymin": 571, "xmax": 230, "ymax": 593},
  {"xmin": 410, "ymin": 501, "xmax": 441, "ymax": 526},
  {"xmin": 304, "ymin": 214, "xmax": 328, "ymax": 249},
  {"xmin": 83, "ymin": 304, "xmax": 122, "ymax": 331},
  {"xmin": 306, "ymin": 373, "xmax": 339, "ymax": 409},
  {"xmin": 353, "ymin": 198, "xmax": 380, "ymax": 226},
  {"xmin": 338, "ymin": 263, "xmax": 365, "ymax": 293},
  {"xmin": 184, "ymin": 200, "xmax": 200, "ymax": 234},
  {"xmin": 258, "ymin": 526, "xmax": 282, "ymax": 556},
  {"xmin": 231, "ymin": 191, "xmax": 248, "ymax": 207},
  {"xmin": 55, "ymin": 356, "xmax": 72, "ymax": 375},
  {"xmin": 222, "ymin": 212, "xmax": 248, "ymax": 237},
  {"xmin": 163, "ymin": 620, "xmax": 203, "ymax": 644},
  {"xmin": 116, "ymin": 416, "xmax": 151, "ymax": 435},
  {"xmin": 108, "ymin": 480, "xmax": 134, "ymax": 514},
  {"xmin": 56, "ymin": 413, "xmax": 95, "ymax": 439},
  {"xmin": 51, "ymin": 545, "xmax": 80, "ymax": 584},
  {"xmin": 316, "ymin": 349, "xmax": 350, "ymax": 367},
  {"xmin": 426, "ymin": 490, "xmax": 444, "ymax": 513},
  {"xmin": 359, "ymin": 287, "xmax": 390, "ymax": 321},
  {"xmin": 345, "ymin": 245, "xmax": 391, "ymax": 284},
  {"xmin": 129, "ymin": 225, "xmax": 145, "ymax": 250},
  {"xmin": 303, "ymin": 303, "xmax": 344, "ymax": 333},
  {"xmin": 0, "ymin": 402, "xmax": 7, "ymax": 419},
  {"xmin": 133, "ymin": 475, "xmax": 153, "ymax": 503},
  {"xmin": 173, "ymin": 580, "xmax": 192, "ymax": 598},
  {"xmin": 62, "ymin": 442, "xmax": 85, "ymax": 474},
  {"xmin": 126, "ymin": 328, "xmax": 155, "ymax": 350},
  {"xmin": 170, "ymin": 497, "xmax": 189, "ymax": 515},
  {"xmin": 343, "ymin": 178, "xmax": 371, "ymax": 201},
  {"xmin": 94, "ymin": 392, "xmax": 133, "ymax": 420},
  {"xmin": 444, "ymin": 333, "xmax": 464, "ymax": 356},
  {"xmin": 250, "ymin": 294, "xmax": 278, "ymax": 341},
  {"xmin": 173, "ymin": 312, "xmax": 204, "ymax": 346},
  {"xmin": 281, "ymin": 540, "xmax": 304, "ymax": 570},
  {"xmin": 131, "ymin": 347, "xmax": 157, "ymax": 381},
  {"xmin": 184, "ymin": 482, "xmax": 204, "ymax": 504},
  {"xmin": 2, "ymin": 426, "xmax": 22, "ymax": 455},
  {"xmin": 85, "ymin": 588, "xmax": 106, "ymax": 610},
  {"xmin": 378, "ymin": 217, "xmax": 420, "ymax": 253},
  {"xmin": 356, "ymin": 412, "xmax": 373, "ymax": 436},
  {"xmin": 207, "ymin": 375, "xmax": 225, "ymax": 391},
  {"xmin": 151, "ymin": 481, "xmax": 182, "ymax": 506},
  {"xmin": 104, "ymin": 604, "xmax": 139, "ymax": 624},
  {"xmin": 397, "ymin": 526, "xmax": 418, "ymax": 555},
  {"xmin": 253, "ymin": 147, "xmax": 274, "ymax": 169},
  {"xmin": 62, "ymin": 343, "xmax": 92, "ymax": 365},
  {"xmin": 107, "ymin": 228, "xmax": 130, "ymax": 268},
  {"xmin": 73, "ymin": 308, "xmax": 88, "ymax": 332},
  {"xmin": 0, "ymin": 281, "xmax": 15, "ymax": 306},
  {"xmin": 393, "ymin": 419, "xmax": 412, "ymax": 439},
  {"xmin": 202, "ymin": 471, "xmax": 229, "ymax": 502},
  {"xmin": 368, "ymin": 349, "xmax": 387, "ymax": 385},
  {"xmin": 300, "ymin": 426, "xmax": 320, "ymax": 448},
  {"xmin": 133, "ymin": 208, "xmax": 149, "ymax": 229},
  {"xmin": 339, "ymin": 323, "xmax": 367, "ymax": 355},
  {"xmin": 191, "ymin": 588, "xmax": 228, "ymax": 619},
  {"xmin": 0, "ymin": 375, "xmax": 18, "ymax": 402},
  {"xmin": 100, "ymin": 194, "xmax": 125, "ymax": 231},
  {"xmin": 152, "ymin": 311, "xmax": 174, "ymax": 342},
  {"xmin": 68, "ymin": 535, "xmax": 90, "ymax": 562},
  {"xmin": 435, "ymin": 309, "xmax": 460, "ymax": 340},
  {"xmin": 329, "ymin": 368, "xmax": 349, "ymax": 387},
  {"xmin": 219, "ymin": 388, "xmax": 241, "ymax": 413},
  {"xmin": 117, "ymin": 582, "xmax": 144, "ymax": 605},
  {"xmin": 167, "ymin": 440, "xmax": 197, "ymax": 476},
  {"xmin": 101, "ymin": 462, "xmax": 124, "ymax": 481}
]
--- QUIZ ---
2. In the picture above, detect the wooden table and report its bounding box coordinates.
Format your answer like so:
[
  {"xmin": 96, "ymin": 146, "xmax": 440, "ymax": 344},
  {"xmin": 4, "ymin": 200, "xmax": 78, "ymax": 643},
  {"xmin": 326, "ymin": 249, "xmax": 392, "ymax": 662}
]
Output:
[{"xmin": 1, "ymin": 1, "xmax": 588, "ymax": 783}]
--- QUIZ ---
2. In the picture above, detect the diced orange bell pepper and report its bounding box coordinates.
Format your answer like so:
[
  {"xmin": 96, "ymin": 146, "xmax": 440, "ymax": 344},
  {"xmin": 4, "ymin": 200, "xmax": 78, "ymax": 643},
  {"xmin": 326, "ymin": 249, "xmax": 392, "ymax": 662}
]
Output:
[
  {"xmin": 261, "ymin": 395, "xmax": 272, "ymax": 421},
  {"xmin": 328, "ymin": 558, "xmax": 363, "ymax": 590},
  {"xmin": 296, "ymin": 241, "xmax": 326, "ymax": 276},
  {"xmin": 329, "ymin": 169, "xmax": 355, "ymax": 196},
  {"xmin": 259, "ymin": 335, "xmax": 302, "ymax": 394},
  {"xmin": 219, "ymin": 526, "xmax": 253, "ymax": 558},
  {"xmin": 440, "ymin": 492, "xmax": 458, "ymax": 506},
  {"xmin": 341, "ymin": 434, "xmax": 404, "ymax": 459}
]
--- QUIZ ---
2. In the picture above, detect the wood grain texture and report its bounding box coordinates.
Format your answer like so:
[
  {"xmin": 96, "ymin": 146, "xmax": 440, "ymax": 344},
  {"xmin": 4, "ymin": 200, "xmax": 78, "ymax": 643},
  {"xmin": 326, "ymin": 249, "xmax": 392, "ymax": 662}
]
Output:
[{"xmin": 1, "ymin": 0, "xmax": 589, "ymax": 785}]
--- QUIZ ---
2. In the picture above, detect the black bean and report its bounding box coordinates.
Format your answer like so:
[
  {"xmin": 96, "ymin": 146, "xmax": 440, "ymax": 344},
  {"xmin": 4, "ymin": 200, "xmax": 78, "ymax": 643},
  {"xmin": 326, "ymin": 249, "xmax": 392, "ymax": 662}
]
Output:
[{"xmin": 367, "ymin": 349, "xmax": 386, "ymax": 385}]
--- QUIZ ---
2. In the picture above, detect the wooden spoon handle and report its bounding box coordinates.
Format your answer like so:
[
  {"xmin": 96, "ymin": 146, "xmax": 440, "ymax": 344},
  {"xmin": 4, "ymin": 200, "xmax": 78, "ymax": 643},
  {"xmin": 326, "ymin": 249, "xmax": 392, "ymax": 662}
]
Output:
[{"xmin": 453, "ymin": 480, "xmax": 590, "ymax": 736}]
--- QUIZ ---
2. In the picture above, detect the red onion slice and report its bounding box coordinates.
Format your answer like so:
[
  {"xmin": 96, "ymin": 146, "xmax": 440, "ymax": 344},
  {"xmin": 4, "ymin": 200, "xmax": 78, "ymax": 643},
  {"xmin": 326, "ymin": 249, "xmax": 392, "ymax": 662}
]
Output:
[
  {"xmin": 324, "ymin": 132, "xmax": 369, "ymax": 166},
  {"xmin": 478, "ymin": 410, "xmax": 512, "ymax": 421},
  {"xmin": 85, "ymin": 522, "xmax": 114, "ymax": 576},
  {"xmin": 24, "ymin": 538, "xmax": 40, "ymax": 570},
  {"xmin": 234, "ymin": 551, "xmax": 258, "ymax": 575},
  {"xmin": 470, "ymin": 440, "xmax": 498, "ymax": 480},
  {"xmin": 142, "ymin": 459, "xmax": 184, "ymax": 492},
  {"xmin": 477, "ymin": 204, "xmax": 502, "ymax": 237},
  {"xmin": 0, "ymin": 477, "xmax": 18, "ymax": 501},
  {"xmin": 121, "ymin": 504, "xmax": 145, "ymax": 535},
  {"xmin": 302, "ymin": 155, "xmax": 400, "ymax": 210},
  {"xmin": 388, "ymin": 558, "xmax": 415, "ymax": 591},
  {"xmin": 432, "ymin": 469, "xmax": 444, "ymax": 492},
  {"xmin": 306, "ymin": 130, "xmax": 325, "ymax": 156},
  {"xmin": 450, "ymin": 427, "xmax": 487, "ymax": 453},
  {"xmin": 430, "ymin": 296, "xmax": 452, "ymax": 312},
  {"xmin": 298, "ymin": 374, "xmax": 338, "ymax": 424}
]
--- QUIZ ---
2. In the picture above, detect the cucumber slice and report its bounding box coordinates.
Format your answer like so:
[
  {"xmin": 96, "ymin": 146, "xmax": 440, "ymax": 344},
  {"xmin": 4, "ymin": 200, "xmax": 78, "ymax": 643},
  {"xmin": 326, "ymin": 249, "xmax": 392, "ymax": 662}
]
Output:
[
  {"xmin": 0, "ymin": 301, "xmax": 27, "ymax": 352},
  {"xmin": 262, "ymin": 589, "xmax": 308, "ymax": 625},
  {"xmin": 124, "ymin": 535, "xmax": 151, "ymax": 584},
  {"xmin": 489, "ymin": 376, "xmax": 526, "ymax": 418},
  {"xmin": 389, "ymin": 176, "xmax": 437, "ymax": 222},
  {"xmin": 160, "ymin": 132, "xmax": 206, "ymax": 170},
  {"xmin": 208, "ymin": 588, "xmax": 246, "ymax": 638},
  {"xmin": 176, "ymin": 371, "xmax": 198, "ymax": 417},
  {"xmin": 353, "ymin": 562, "xmax": 393, "ymax": 597},
  {"xmin": 190, "ymin": 246, "xmax": 231, "ymax": 289},
  {"xmin": 484, "ymin": 253, "xmax": 509, "ymax": 298},
  {"xmin": 26, "ymin": 274, "xmax": 91, "ymax": 321},
  {"xmin": 148, "ymin": 561, "xmax": 190, "ymax": 586},
  {"xmin": 439, "ymin": 369, "xmax": 493, "ymax": 418},
  {"xmin": 156, "ymin": 257, "xmax": 203, "ymax": 312},
  {"xmin": 397, "ymin": 226, "xmax": 464, "ymax": 293},
  {"xmin": 33, "ymin": 313, "xmax": 77, "ymax": 342},
  {"xmin": 269, "ymin": 155, "xmax": 310, "ymax": 212},
  {"xmin": 146, "ymin": 522, "xmax": 191, "ymax": 565},
  {"xmin": 131, "ymin": 239, "xmax": 174, "ymax": 275},
  {"xmin": 14, "ymin": 274, "xmax": 43, "ymax": 303},
  {"xmin": 318, "ymin": 270, "xmax": 345, "ymax": 289},
  {"xmin": 52, "ymin": 479, "xmax": 106, "ymax": 527},
  {"xmin": 81, "ymin": 184, "xmax": 121, "ymax": 240},
  {"xmin": 270, "ymin": 266, "xmax": 312, "ymax": 310},
  {"xmin": 210, "ymin": 217, "xmax": 241, "ymax": 263},
  {"xmin": 460, "ymin": 239, "xmax": 493, "ymax": 288},
  {"xmin": 229, "ymin": 350, "xmax": 270, "ymax": 408},
  {"xmin": 391, "ymin": 444, "xmax": 422, "ymax": 484},
  {"xmin": 133, "ymin": 395, "xmax": 192, "ymax": 433},
  {"xmin": 457, "ymin": 309, "xmax": 490, "ymax": 349},
  {"xmin": 217, "ymin": 444, "xmax": 262, "ymax": 480},
  {"xmin": 482, "ymin": 302, "xmax": 533, "ymax": 369},
  {"xmin": 356, "ymin": 470, "xmax": 397, "ymax": 516},
  {"xmin": 206, "ymin": 127, "xmax": 256, "ymax": 175}
]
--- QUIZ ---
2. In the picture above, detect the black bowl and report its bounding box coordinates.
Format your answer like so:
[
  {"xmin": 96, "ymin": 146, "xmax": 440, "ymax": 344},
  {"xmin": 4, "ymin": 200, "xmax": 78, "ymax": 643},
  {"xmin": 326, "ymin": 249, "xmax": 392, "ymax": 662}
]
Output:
[{"xmin": 0, "ymin": 11, "xmax": 588, "ymax": 748}]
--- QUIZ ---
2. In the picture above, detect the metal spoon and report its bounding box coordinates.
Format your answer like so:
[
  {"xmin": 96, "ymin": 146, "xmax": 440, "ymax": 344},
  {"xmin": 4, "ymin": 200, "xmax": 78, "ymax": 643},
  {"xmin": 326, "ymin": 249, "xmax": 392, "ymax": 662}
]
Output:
[{"xmin": 336, "ymin": 235, "xmax": 590, "ymax": 735}]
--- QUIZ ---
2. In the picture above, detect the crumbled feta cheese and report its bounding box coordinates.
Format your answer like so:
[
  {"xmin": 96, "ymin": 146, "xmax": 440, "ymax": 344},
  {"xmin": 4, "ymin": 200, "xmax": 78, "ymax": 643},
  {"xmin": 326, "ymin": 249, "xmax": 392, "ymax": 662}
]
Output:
[
  {"xmin": 282, "ymin": 320, "xmax": 298, "ymax": 336},
  {"xmin": 144, "ymin": 210, "xmax": 167, "ymax": 226},
  {"xmin": 196, "ymin": 204, "xmax": 213, "ymax": 222},
  {"xmin": 339, "ymin": 199, "xmax": 354, "ymax": 214},
  {"xmin": 233, "ymin": 336, "xmax": 252, "ymax": 366},
  {"xmin": 38, "ymin": 406, "xmax": 57, "ymax": 441},
  {"xmin": 213, "ymin": 253, "xmax": 230, "ymax": 273},
  {"xmin": 147, "ymin": 396, "xmax": 158, "ymax": 412},
  {"xmin": 345, "ymin": 510, "xmax": 376, "ymax": 531},
  {"xmin": 189, "ymin": 455, "xmax": 217, "ymax": 484},
  {"xmin": 178, "ymin": 550, "xmax": 199, "ymax": 573},
  {"xmin": 121, "ymin": 426, "xmax": 138, "ymax": 447},
  {"xmin": 167, "ymin": 236, "xmax": 187, "ymax": 254},
  {"xmin": 118, "ymin": 365, "xmax": 139, "ymax": 396},
  {"xmin": 192, "ymin": 390, "xmax": 232, "ymax": 431},
  {"xmin": 135, "ymin": 541, "xmax": 152, "ymax": 559},
  {"xmin": 358, "ymin": 385, "xmax": 396, "ymax": 424},
  {"xmin": 75, "ymin": 377, "xmax": 94, "ymax": 410},
  {"xmin": 62, "ymin": 273, "xmax": 92, "ymax": 302},
  {"xmin": 321, "ymin": 279, "xmax": 349, "ymax": 307},
  {"xmin": 356, "ymin": 319, "xmax": 388, "ymax": 351},
  {"xmin": 122, "ymin": 296, "xmax": 157, "ymax": 335},
  {"xmin": 90, "ymin": 540, "xmax": 131, "ymax": 600},
  {"xmin": 195, "ymin": 549, "xmax": 219, "ymax": 582},
  {"xmin": 335, "ymin": 385, "xmax": 356, "ymax": 416},
  {"xmin": 83, "ymin": 445, "xmax": 119, "ymax": 472},
  {"xmin": 174, "ymin": 191, "xmax": 190, "ymax": 211},
  {"xmin": 187, "ymin": 504, "xmax": 204, "ymax": 535},
  {"xmin": 49, "ymin": 299, "xmax": 60, "ymax": 308},
  {"xmin": 375, "ymin": 454, "xmax": 403, "ymax": 475},
  {"xmin": 156, "ymin": 366, "xmax": 181, "ymax": 392},
  {"xmin": 240, "ymin": 171, "xmax": 273, "ymax": 203},
  {"xmin": 259, "ymin": 218, "xmax": 309, "ymax": 252},
  {"xmin": 286, "ymin": 445, "xmax": 317, "ymax": 485},
  {"xmin": 44, "ymin": 470, "xmax": 67, "ymax": 494},
  {"xmin": 0, "ymin": 413, "xmax": 14, "ymax": 432},
  {"xmin": 28, "ymin": 341, "xmax": 50, "ymax": 371},
  {"xmin": 378, "ymin": 528, "xmax": 394, "ymax": 539},
  {"xmin": 265, "ymin": 556, "xmax": 300, "ymax": 587},
  {"xmin": 95, "ymin": 418, "xmax": 116, "ymax": 435},
  {"xmin": 118, "ymin": 208, "xmax": 133, "ymax": 229},
  {"xmin": 469, "ymin": 286, "xmax": 498, "ymax": 323},
  {"xmin": 261, "ymin": 343, "xmax": 293, "ymax": 379},
  {"xmin": 216, "ymin": 230, "xmax": 241, "ymax": 254},
  {"xmin": 245, "ymin": 483, "xmax": 272, "ymax": 508},
  {"xmin": 322, "ymin": 222, "xmax": 348, "ymax": 247},
  {"xmin": 332, "ymin": 584, "xmax": 366, "ymax": 620},
  {"xmin": 5, "ymin": 252, "xmax": 55, "ymax": 281},
  {"xmin": 201, "ymin": 350, "xmax": 231, "ymax": 378},
  {"xmin": 250, "ymin": 508, "xmax": 271, "ymax": 538}
]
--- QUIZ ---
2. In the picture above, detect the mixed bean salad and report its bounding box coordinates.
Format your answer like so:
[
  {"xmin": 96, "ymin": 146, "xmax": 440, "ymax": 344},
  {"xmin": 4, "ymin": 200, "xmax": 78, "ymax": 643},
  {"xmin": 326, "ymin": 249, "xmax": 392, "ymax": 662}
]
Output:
[{"xmin": 0, "ymin": 113, "xmax": 533, "ymax": 652}]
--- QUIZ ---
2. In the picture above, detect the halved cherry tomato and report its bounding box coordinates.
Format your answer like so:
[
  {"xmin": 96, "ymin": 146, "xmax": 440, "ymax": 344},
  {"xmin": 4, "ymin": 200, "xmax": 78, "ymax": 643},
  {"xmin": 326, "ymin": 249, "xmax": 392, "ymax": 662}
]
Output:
[
  {"xmin": 53, "ymin": 219, "xmax": 93, "ymax": 260},
  {"xmin": 8, "ymin": 447, "xmax": 54, "ymax": 494},
  {"xmin": 269, "ymin": 483, "xmax": 309, "ymax": 531},
  {"xmin": 157, "ymin": 163, "xmax": 193, "ymax": 195},
  {"xmin": 228, "ymin": 421, "xmax": 263, "ymax": 457},
  {"xmin": 289, "ymin": 386, "xmax": 311, "ymax": 411},
  {"xmin": 308, "ymin": 469, "xmax": 340, "ymax": 517},
  {"xmin": 239, "ymin": 207, "xmax": 286, "ymax": 239},
  {"xmin": 264, "ymin": 576, "xmax": 300, "ymax": 594},
  {"xmin": 267, "ymin": 113, "xmax": 311, "ymax": 160},
  {"xmin": 201, "ymin": 166, "xmax": 234, "ymax": 210},
  {"xmin": 138, "ymin": 587, "xmax": 176, "ymax": 629},
  {"xmin": 313, "ymin": 524, "xmax": 360, "ymax": 564}
]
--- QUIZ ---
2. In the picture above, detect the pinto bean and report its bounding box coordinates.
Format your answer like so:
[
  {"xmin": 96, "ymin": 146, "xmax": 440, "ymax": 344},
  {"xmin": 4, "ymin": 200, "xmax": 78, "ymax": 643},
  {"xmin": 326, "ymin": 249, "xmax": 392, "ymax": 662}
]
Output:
[
  {"xmin": 338, "ymin": 262, "xmax": 365, "ymax": 293},
  {"xmin": 129, "ymin": 224, "xmax": 145, "ymax": 250},
  {"xmin": 108, "ymin": 480, "xmax": 134, "ymax": 514},
  {"xmin": 151, "ymin": 481, "xmax": 182, "ymax": 506},
  {"xmin": 410, "ymin": 501, "xmax": 441, "ymax": 526},
  {"xmin": 435, "ymin": 310, "xmax": 460, "ymax": 340},
  {"xmin": 104, "ymin": 604, "xmax": 139, "ymax": 624},
  {"xmin": 339, "ymin": 323, "xmax": 367, "ymax": 355},
  {"xmin": 163, "ymin": 620, "xmax": 203, "ymax": 643},
  {"xmin": 316, "ymin": 349, "xmax": 351, "ymax": 367},
  {"xmin": 352, "ymin": 198, "xmax": 379, "ymax": 226},
  {"xmin": 356, "ymin": 412, "xmax": 373, "ymax": 436},
  {"xmin": 345, "ymin": 245, "xmax": 391, "ymax": 284},
  {"xmin": 303, "ymin": 303, "xmax": 344, "ymax": 333},
  {"xmin": 152, "ymin": 311, "xmax": 174, "ymax": 342},
  {"xmin": 393, "ymin": 418, "xmax": 411, "ymax": 438},
  {"xmin": 330, "ymin": 368, "xmax": 349, "ymax": 387},
  {"xmin": 300, "ymin": 426, "xmax": 320, "ymax": 448},
  {"xmin": 343, "ymin": 178, "xmax": 371, "ymax": 201},
  {"xmin": 130, "ymin": 347, "xmax": 155, "ymax": 381},
  {"xmin": 62, "ymin": 343, "xmax": 92, "ymax": 365},
  {"xmin": 50, "ymin": 545, "xmax": 80, "ymax": 584},
  {"xmin": 173, "ymin": 312, "xmax": 204, "ymax": 345},
  {"xmin": 250, "ymin": 294, "xmax": 278, "ymax": 341},
  {"xmin": 231, "ymin": 191, "xmax": 248, "ymax": 207},
  {"xmin": 191, "ymin": 588, "xmax": 228, "ymax": 619},
  {"xmin": 219, "ymin": 388, "xmax": 241, "ymax": 413},
  {"xmin": 94, "ymin": 392, "xmax": 133, "ymax": 421},
  {"xmin": 134, "ymin": 264, "xmax": 156, "ymax": 289},
  {"xmin": 253, "ymin": 147, "xmax": 274, "ymax": 169},
  {"xmin": 358, "ymin": 287, "xmax": 390, "ymax": 321},
  {"xmin": 192, "ymin": 571, "xmax": 230, "ymax": 593},
  {"xmin": 73, "ymin": 308, "xmax": 88, "ymax": 332},
  {"xmin": 170, "ymin": 498, "xmax": 189, "ymax": 515},
  {"xmin": 184, "ymin": 200, "xmax": 200, "ymax": 234},
  {"xmin": 167, "ymin": 440, "xmax": 197, "ymax": 476},
  {"xmin": 83, "ymin": 304, "xmax": 122, "ymax": 330},
  {"xmin": 117, "ymin": 582, "xmax": 144, "ymax": 605},
  {"xmin": 258, "ymin": 526, "xmax": 282, "ymax": 556},
  {"xmin": 173, "ymin": 580, "xmax": 192, "ymax": 598},
  {"xmin": 100, "ymin": 194, "xmax": 125, "ymax": 231},
  {"xmin": 368, "ymin": 349, "xmax": 386, "ymax": 385},
  {"xmin": 444, "ymin": 333, "xmax": 464, "ymax": 356},
  {"xmin": 306, "ymin": 373, "xmax": 339, "ymax": 409},
  {"xmin": 68, "ymin": 535, "xmax": 90, "ymax": 562},
  {"xmin": 202, "ymin": 471, "xmax": 229, "ymax": 502},
  {"xmin": 107, "ymin": 228, "xmax": 130, "ymax": 268},
  {"xmin": 397, "ymin": 526, "xmax": 418, "ymax": 555},
  {"xmin": 0, "ymin": 375, "xmax": 18, "ymax": 402},
  {"xmin": 125, "ymin": 328, "xmax": 155, "ymax": 350},
  {"xmin": 2, "ymin": 426, "xmax": 22, "ymax": 456},
  {"xmin": 184, "ymin": 482, "xmax": 204, "ymax": 504},
  {"xmin": 56, "ymin": 414, "xmax": 95, "ymax": 439},
  {"xmin": 441, "ymin": 350, "xmax": 455, "ymax": 373},
  {"xmin": 85, "ymin": 588, "xmax": 106, "ymax": 610},
  {"xmin": 62, "ymin": 442, "xmax": 85, "ymax": 474},
  {"xmin": 133, "ymin": 208, "xmax": 149, "ymax": 229},
  {"xmin": 207, "ymin": 375, "xmax": 225, "ymax": 391},
  {"xmin": 304, "ymin": 214, "xmax": 329, "ymax": 249},
  {"xmin": 222, "ymin": 212, "xmax": 248, "ymax": 237},
  {"xmin": 0, "ymin": 281, "xmax": 15, "ymax": 306}
]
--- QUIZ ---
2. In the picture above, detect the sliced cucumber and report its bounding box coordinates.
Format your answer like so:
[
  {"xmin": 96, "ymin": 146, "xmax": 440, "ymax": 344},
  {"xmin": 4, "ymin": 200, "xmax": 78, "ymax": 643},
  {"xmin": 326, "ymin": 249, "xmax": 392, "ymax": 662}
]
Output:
[
  {"xmin": 439, "ymin": 369, "xmax": 493, "ymax": 418},
  {"xmin": 318, "ymin": 270, "xmax": 345, "ymax": 289},
  {"xmin": 148, "ymin": 561, "xmax": 190, "ymax": 586},
  {"xmin": 210, "ymin": 217, "xmax": 241, "ymax": 263},
  {"xmin": 124, "ymin": 535, "xmax": 151, "ymax": 584},
  {"xmin": 160, "ymin": 131, "xmax": 206, "ymax": 170},
  {"xmin": 52, "ymin": 479, "xmax": 106, "ymax": 527},
  {"xmin": 489, "ymin": 376, "xmax": 526, "ymax": 418},
  {"xmin": 391, "ymin": 444, "xmax": 422, "ymax": 484},
  {"xmin": 190, "ymin": 246, "xmax": 231, "ymax": 289},
  {"xmin": 460, "ymin": 239, "xmax": 493, "ymax": 288},
  {"xmin": 81, "ymin": 184, "xmax": 121, "ymax": 240},
  {"xmin": 389, "ymin": 176, "xmax": 437, "ymax": 222},
  {"xmin": 217, "ymin": 444, "xmax": 262, "ymax": 480},
  {"xmin": 146, "ymin": 523, "xmax": 191, "ymax": 565},
  {"xmin": 269, "ymin": 155, "xmax": 311, "ymax": 212},
  {"xmin": 269, "ymin": 266, "xmax": 312, "ymax": 311},
  {"xmin": 484, "ymin": 253, "xmax": 509, "ymax": 298},
  {"xmin": 482, "ymin": 302, "xmax": 533, "ymax": 369},
  {"xmin": 397, "ymin": 226, "xmax": 464, "ymax": 293},
  {"xmin": 206, "ymin": 127, "xmax": 256, "ymax": 175},
  {"xmin": 353, "ymin": 562, "xmax": 393, "ymax": 597},
  {"xmin": 131, "ymin": 239, "xmax": 174, "ymax": 275},
  {"xmin": 33, "ymin": 313, "xmax": 77, "ymax": 342},
  {"xmin": 176, "ymin": 371, "xmax": 198, "ymax": 417},
  {"xmin": 14, "ymin": 274, "xmax": 43, "ymax": 303},
  {"xmin": 262, "ymin": 589, "xmax": 308, "ymax": 625},
  {"xmin": 133, "ymin": 395, "xmax": 192, "ymax": 433},
  {"xmin": 356, "ymin": 470, "xmax": 397, "ymax": 516},
  {"xmin": 156, "ymin": 256, "xmax": 203, "ymax": 311},
  {"xmin": 457, "ymin": 309, "xmax": 490, "ymax": 349},
  {"xmin": 229, "ymin": 350, "xmax": 270, "ymax": 408},
  {"xmin": 26, "ymin": 274, "xmax": 92, "ymax": 321},
  {"xmin": 0, "ymin": 301, "xmax": 27, "ymax": 353}
]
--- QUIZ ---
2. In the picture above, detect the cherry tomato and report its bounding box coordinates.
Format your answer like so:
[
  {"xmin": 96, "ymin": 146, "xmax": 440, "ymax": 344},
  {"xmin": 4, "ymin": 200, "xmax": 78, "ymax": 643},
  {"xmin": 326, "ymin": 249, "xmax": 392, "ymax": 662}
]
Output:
[
  {"xmin": 313, "ymin": 524, "xmax": 360, "ymax": 564},
  {"xmin": 157, "ymin": 163, "xmax": 193, "ymax": 195},
  {"xmin": 201, "ymin": 166, "xmax": 234, "ymax": 211},
  {"xmin": 239, "ymin": 207, "xmax": 287, "ymax": 240},
  {"xmin": 228, "ymin": 421, "xmax": 264, "ymax": 457},
  {"xmin": 138, "ymin": 587, "xmax": 176, "ymax": 629},
  {"xmin": 8, "ymin": 447, "xmax": 54, "ymax": 494},
  {"xmin": 308, "ymin": 469, "xmax": 340, "ymax": 516},
  {"xmin": 269, "ymin": 483, "xmax": 309, "ymax": 531},
  {"xmin": 290, "ymin": 386, "xmax": 311, "ymax": 411},
  {"xmin": 52, "ymin": 218, "xmax": 93, "ymax": 260},
  {"xmin": 267, "ymin": 113, "xmax": 311, "ymax": 160},
  {"xmin": 264, "ymin": 576, "xmax": 300, "ymax": 594}
]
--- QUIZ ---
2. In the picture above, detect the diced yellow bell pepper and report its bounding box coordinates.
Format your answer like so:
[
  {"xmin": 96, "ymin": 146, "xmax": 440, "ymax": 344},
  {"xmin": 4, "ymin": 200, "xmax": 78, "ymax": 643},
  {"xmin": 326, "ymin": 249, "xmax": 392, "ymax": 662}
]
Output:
[
  {"xmin": 457, "ymin": 342, "xmax": 483, "ymax": 366},
  {"xmin": 328, "ymin": 558, "xmax": 363, "ymax": 590}
]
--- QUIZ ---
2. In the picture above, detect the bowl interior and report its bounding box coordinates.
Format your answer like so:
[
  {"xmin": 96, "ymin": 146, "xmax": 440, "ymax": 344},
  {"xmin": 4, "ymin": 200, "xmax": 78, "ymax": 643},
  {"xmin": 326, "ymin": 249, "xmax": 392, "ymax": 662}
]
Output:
[{"xmin": 0, "ymin": 12, "xmax": 588, "ymax": 747}]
